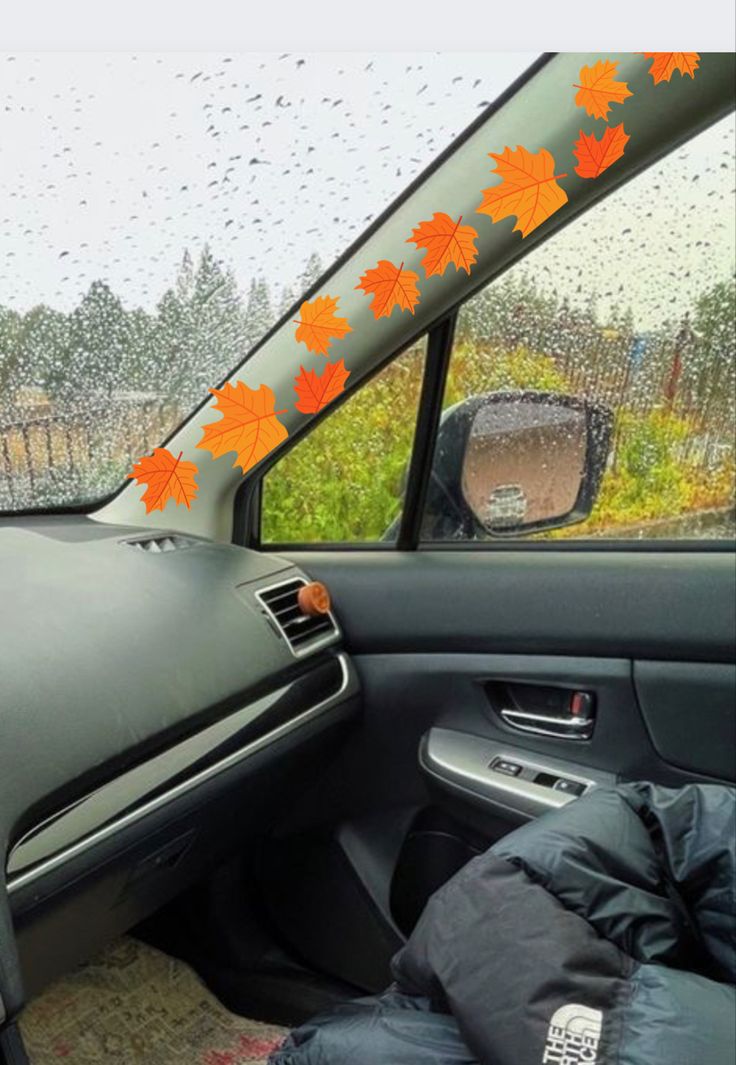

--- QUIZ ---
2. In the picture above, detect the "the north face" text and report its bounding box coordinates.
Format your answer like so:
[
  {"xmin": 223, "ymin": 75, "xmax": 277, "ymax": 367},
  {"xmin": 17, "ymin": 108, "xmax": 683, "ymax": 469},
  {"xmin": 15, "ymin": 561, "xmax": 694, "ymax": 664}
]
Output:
[{"xmin": 542, "ymin": 1004, "xmax": 603, "ymax": 1065}]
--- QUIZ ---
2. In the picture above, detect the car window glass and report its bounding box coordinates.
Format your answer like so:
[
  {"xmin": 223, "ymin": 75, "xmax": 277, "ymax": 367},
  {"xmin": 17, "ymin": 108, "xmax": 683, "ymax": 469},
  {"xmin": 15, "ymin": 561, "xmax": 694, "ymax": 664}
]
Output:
[
  {"xmin": 261, "ymin": 338, "xmax": 427, "ymax": 544},
  {"xmin": 421, "ymin": 114, "xmax": 736, "ymax": 543},
  {"xmin": 0, "ymin": 52, "xmax": 532, "ymax": 512}
]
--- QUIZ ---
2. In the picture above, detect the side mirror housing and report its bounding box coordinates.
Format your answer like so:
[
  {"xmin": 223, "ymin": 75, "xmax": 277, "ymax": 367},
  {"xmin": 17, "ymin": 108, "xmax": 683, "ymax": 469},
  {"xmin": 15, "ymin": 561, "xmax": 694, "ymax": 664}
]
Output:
[{"xmin": 424, "ymin": 391, "xmax": 613, "ymax": 539}]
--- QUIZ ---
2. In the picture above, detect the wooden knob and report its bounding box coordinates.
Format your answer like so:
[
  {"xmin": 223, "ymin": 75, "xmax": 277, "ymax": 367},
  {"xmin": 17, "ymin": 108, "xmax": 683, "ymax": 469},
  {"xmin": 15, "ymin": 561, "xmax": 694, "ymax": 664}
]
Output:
[{"xmin": 298, "ymin": 581, "xmax": 331, "ymax": 617}]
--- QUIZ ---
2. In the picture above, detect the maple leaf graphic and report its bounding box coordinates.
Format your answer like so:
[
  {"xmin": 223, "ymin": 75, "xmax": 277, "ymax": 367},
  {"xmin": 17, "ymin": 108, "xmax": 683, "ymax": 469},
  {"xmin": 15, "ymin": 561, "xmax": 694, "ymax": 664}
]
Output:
[
  {"xmin": 407, "ymin": 212, "xmax": 479, "ymax": 277},
  {"xmin": 128, "ymin": 448, "xmax": 199, "ymax": 513},
  {"xmin": 642, "ymin": 53, "xmax": 700, "ymax": 84},
  {"xmin": 477, "ymin": 146, "xmax": 568, "ymax": 238},
  {"xmin": 355, "ymin": 260, "xmax": 420, "ymax": 319},
  {"xmin": 294, "ymin": 359, "xmax": 350, "ymax": 414},
  {"xmin": 294, "ymin": 295, "xmax": 352, "ymax": 356},
  {"xmin": 197, "ymin": 381, "xmax": 288, "ymax": 474},
  {"xmin": 573, "ymin": 124, "xmax": 630, "ymax": 179},
  {"xmin": 574, "ymin": 60, "xmax": 633, "ymax": 120}
]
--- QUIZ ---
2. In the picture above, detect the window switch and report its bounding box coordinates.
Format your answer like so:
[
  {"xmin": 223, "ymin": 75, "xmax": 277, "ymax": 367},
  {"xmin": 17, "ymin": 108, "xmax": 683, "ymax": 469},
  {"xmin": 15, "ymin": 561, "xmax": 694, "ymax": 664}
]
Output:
[
  {"xmin": 492, "ymin": 759, "xmax": 523, "ymax": 777},
  {"xmin": 553, "ymin": 777, "xmax": 586, "ymax": 797}
]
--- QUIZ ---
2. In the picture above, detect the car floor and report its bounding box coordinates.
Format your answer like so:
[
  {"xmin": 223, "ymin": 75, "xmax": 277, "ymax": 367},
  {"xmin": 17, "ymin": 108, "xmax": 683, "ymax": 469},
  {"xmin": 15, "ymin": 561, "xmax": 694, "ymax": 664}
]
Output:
[{"xmin": 19, "ymin": 937, "xmax": 287, "ymax": 1064}]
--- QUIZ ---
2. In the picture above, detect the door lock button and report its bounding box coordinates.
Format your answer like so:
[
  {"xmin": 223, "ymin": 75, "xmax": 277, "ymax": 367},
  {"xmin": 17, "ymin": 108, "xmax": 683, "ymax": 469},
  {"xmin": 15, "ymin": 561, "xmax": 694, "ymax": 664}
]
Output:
[
  {"xmin": 570, "ymin": 691, "xmax": 594, "ymax": 719},
  {"xmin": 553, "ymin": 777, "xmax": 586, "ymax": 797},
  {"xmin": 492, "ymin": 759, "xmax": 523, "ymax": 777}
]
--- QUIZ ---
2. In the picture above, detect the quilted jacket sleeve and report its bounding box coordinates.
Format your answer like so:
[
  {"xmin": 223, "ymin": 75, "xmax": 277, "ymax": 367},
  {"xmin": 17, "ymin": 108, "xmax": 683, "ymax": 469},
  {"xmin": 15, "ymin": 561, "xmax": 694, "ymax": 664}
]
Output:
[{"xmin": 392, "ymin": 783, "xmax": 736, "ymax": 1065}]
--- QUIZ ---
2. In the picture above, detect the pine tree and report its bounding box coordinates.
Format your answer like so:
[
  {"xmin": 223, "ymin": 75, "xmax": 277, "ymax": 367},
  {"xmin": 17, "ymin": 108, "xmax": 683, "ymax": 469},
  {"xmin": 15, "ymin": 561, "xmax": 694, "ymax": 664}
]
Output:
[
  {"xmin": 155, "ymin": 247, "xmax": 250, "ymax": 407},
  {"xmin": 245, "ymin": 278, "xmax": 275, "ymax": 348},
  {"xmin": 17, "ymin": 305, "xmax": 72, "ymax": 398},
  {"xmin": 67, "ymin": 281, "xmax": 129, "ymax": 398},
  {"xmin": 298, "ymin": 252, "xmax": 323, "ymax": 295},
  {"xmin": 176, "ymin": 249, "xmax": 196, "ymax": 304},
  {"xmin": 0, "ymin": 306, "xmax": 23, "ymax": 403},
  {"xmin": 278, "ymin": 285, "xmax": 296, "ymax": 318}
]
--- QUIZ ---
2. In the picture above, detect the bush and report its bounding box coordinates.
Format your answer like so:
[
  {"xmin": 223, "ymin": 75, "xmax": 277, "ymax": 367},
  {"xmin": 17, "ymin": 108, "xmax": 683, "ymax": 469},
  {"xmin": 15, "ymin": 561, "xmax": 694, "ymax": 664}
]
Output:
[
  {"xmin": 262, "ymin": 342, "xmax": 735, "ymax": 544},
  {"xmin": 261, "ymin": 346, "xmax": 425, "ymax": 543},
  {"xmin": 564, "ymin": 409, "xmax": 735, "ymax": 537},
  {"xmin": 443, "ymin": 342, "xmax": 570, "ymax": 408}
]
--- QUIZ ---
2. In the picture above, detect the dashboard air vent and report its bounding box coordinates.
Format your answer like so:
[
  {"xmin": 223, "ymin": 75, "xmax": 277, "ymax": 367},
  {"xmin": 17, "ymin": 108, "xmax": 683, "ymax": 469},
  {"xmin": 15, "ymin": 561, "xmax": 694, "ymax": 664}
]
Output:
[
  {"xmin": 123, "ymin": 534, "xmax": 196, "ymax": 554},
  {"xmin": 257, "ymin": 577, "xmax": 338, "ymax": 655}
]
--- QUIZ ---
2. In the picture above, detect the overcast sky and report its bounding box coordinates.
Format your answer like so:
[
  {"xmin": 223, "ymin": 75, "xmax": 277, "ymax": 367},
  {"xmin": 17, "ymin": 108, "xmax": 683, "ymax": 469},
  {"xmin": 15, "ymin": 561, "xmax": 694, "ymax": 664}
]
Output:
[
  {"xmin": 1, "ymin": 52, "xmax": 733, "ymax": 331},
  {"xmin": 0, "ymin": 52, "xmax": 535, "ymax": 313}
]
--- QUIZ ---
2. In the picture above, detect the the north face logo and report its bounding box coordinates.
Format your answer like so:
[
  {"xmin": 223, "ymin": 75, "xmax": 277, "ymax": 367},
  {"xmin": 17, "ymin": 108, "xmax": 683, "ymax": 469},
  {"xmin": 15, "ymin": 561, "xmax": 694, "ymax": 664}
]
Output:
[{"xmin": 542, "ymin": 1004, "xmax": 603, "ymax": 1064}]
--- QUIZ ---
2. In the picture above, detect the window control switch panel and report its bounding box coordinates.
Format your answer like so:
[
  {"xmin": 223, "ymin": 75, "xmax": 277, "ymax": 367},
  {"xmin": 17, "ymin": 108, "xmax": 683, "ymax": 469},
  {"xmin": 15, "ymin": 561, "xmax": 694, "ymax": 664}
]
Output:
[{"xmin": 490, "ymin": 757, "xmax": 591, "ymax": 797}]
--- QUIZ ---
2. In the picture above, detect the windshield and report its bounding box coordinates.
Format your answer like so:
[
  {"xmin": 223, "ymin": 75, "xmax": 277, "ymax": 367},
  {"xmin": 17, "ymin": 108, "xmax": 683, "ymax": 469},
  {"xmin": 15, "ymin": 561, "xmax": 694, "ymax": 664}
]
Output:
[{"xmin": 0, "ymin": 51, "xmax": 533, "ymax": 512}]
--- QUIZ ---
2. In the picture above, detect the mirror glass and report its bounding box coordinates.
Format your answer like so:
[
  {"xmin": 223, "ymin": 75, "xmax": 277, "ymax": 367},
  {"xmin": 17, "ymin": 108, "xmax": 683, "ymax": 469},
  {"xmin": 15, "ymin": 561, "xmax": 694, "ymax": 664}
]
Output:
[{"xmin": 461, "ymin": 397, "xmax": 587, "ymax": 533}]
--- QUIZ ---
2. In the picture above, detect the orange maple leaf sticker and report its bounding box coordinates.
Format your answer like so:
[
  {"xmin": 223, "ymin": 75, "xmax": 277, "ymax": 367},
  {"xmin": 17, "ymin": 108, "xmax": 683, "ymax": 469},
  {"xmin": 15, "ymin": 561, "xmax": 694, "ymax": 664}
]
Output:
[
  {"xmin": 293, "ymin": 295, "xmax": 352, "ymax": 356},
  {"xmin": 128, "ymin": 448, "xmax": 199, "ymax": 513},
  {"xmin": 197, "ymin": 381, "xmax": 288, "ymax": 474},
  {"xmin": 573, "ymin": 124, "xmax": 630, "ymax": 179},
  {"xmin": 477, "ymin": 146, "xmax": 568, "ymax": 238},
  {"xmin": 407, "ymin": 212, "xmax": 479, "ymax": 277},
  {"xmin": 642, "ymin": 52, "xmax": 700, "ymax": 84},
  {"xmin": 574, "ymin": 60, "xmax": 633, "ymax": 120},
  {"xmin": 294, "ymin": 359, "xmax": 350, "ymax": 414},
  {"xmin": 355, "ymin": 260, "xmax": 420, "ymax": 319}
]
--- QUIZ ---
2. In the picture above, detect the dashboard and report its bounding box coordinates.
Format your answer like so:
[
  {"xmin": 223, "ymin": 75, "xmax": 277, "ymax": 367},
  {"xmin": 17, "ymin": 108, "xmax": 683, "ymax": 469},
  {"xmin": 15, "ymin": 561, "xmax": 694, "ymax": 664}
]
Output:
[{"xmin": 0, "ymin": 516, "xmax": 359, "ymax": 1014}]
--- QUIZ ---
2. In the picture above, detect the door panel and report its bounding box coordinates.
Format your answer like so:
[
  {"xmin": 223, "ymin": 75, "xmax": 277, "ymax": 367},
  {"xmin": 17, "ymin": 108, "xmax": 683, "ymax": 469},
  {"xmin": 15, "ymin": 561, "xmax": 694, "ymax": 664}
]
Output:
[
  {"xmin": 633, "ymin": 660, "xmax": 736, "ymax": 781},
  {"xmin": 260, "ymin": 548, "xmax": 735, "ymax": 991},
  {"xmin": 288, "ymin": 550, "xmax": 736, "ymax": 662}
]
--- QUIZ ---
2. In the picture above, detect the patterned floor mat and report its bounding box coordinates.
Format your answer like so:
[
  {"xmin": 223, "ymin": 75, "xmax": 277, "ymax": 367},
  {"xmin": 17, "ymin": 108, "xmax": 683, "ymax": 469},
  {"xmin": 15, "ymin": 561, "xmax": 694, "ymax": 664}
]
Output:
[{"xmin": 19, "ymin": 937, "xmax": 287, "ymax": 1064}]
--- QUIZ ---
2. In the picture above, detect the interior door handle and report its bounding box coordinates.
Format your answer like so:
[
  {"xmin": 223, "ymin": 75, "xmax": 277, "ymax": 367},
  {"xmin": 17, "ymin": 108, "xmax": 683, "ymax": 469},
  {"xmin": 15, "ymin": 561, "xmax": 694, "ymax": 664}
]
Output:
[{"xmin": 499, "ymin": 707, "xmax": 594, "ymax": 740}]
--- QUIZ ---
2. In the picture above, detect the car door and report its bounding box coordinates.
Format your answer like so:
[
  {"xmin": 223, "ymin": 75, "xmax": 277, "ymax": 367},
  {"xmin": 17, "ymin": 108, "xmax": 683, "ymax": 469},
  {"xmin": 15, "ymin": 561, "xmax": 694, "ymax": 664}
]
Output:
[{"xmin": 234, "ymin": 72, "xmax": 736, "ymax": 993}]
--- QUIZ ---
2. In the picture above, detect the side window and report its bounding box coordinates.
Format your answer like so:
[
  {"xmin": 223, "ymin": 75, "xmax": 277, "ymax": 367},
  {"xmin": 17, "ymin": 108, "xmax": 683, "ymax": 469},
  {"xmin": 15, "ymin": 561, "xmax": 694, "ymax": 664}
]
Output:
[
  {"xmin": 261, "ymin": 338, "xmax": 427, "ymax": 544},
  {"xmin": 422, "ymin": 115, "xmax": 736, "ymax": 543}
]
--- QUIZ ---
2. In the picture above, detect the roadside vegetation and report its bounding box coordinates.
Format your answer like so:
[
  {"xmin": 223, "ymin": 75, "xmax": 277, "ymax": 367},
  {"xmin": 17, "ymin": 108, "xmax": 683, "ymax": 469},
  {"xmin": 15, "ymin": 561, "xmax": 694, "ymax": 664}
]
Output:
[
  {"xmin": 1, "ymin": 247, "xmax": 734, "ymax": 539},
  {"xmin": 263, "ymin": 275, "xmax": 736, "ymax": 542}
]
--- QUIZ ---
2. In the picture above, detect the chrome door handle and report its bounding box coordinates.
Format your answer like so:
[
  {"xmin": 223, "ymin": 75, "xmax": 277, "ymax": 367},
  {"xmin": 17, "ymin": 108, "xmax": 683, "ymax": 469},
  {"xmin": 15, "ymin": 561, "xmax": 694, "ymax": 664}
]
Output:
[{"xmin": 499, "ymin": 708, "xmax": 594, "ymax": 740}]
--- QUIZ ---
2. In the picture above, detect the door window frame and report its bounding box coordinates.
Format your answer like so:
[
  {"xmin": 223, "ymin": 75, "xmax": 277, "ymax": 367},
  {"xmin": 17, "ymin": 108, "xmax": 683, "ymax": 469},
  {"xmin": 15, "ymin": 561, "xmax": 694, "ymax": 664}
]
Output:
[
  {"xmin": 236, "ymin": 129, "xmax": 736, "ymax": 556},
  {"xmin": 236, "ymin": 282, "xmax": 733, "ymax": 555}
]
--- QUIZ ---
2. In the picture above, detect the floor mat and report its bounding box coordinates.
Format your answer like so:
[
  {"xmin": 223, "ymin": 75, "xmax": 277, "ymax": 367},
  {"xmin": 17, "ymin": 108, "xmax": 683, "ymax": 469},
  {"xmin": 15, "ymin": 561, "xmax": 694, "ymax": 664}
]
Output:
[{"xmin": 19, "ymin": 937, "xmax": 287, "ymax": 1064}]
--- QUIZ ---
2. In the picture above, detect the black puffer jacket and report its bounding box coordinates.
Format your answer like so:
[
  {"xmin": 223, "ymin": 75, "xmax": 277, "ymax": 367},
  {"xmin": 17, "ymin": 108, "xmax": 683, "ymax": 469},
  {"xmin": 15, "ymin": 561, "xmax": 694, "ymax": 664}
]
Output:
[{"xmin": 271, "ymin": 782, "xmax": 736, "ymax": 1065}]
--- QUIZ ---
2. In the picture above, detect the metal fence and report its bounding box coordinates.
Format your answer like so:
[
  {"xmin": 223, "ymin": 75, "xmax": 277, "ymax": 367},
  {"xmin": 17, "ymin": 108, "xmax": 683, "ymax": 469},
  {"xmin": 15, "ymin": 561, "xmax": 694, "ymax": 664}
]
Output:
[
  {"xmin": 0, "ymin": 397, "xmax": 181, "ymax": 511},
  {"xmin": 1, "ymin": 324, "xmax": 733, "ymax": 514}
]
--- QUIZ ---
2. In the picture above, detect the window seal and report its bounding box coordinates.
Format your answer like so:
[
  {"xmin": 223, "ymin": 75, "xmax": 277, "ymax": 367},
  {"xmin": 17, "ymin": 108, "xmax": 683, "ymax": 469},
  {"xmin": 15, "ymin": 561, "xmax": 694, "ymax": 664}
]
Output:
[{"xmin": 417, "ymin": 538, "xmax": 736, "ymax": 554}]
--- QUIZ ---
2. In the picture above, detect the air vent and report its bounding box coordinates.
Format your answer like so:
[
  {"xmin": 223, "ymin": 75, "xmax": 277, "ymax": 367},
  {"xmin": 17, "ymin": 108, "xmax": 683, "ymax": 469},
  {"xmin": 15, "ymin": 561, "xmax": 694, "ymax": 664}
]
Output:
[
  {"xmin": 123, "ymin": 534, "xmax": 196, "ymax": 554},
  {"xmin": 257, "ymin": 577, "xmax": 338, "ymax": 656}
]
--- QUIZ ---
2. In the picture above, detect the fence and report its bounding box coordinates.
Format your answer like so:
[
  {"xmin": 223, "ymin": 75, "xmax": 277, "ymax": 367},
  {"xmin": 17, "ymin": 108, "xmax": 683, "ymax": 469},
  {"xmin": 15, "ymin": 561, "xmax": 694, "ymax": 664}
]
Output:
[
  {"xmin": 1, "ymin": 322, "xmax": 734, "ymax": 518},
  {"xmin": 0, "ymin": 397, "xmax": 181, "ymax": 511},
  {"xmin": 488, "ymin": 314, "xmax": 735, "ymax": 476}
]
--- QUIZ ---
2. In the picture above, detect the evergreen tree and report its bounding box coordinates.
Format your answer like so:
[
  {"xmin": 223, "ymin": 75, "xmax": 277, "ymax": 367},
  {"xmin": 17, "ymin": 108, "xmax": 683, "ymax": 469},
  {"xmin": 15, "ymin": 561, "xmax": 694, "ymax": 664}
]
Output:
[
  {"xmin": 691, "ymin": 279, "xmax": 736, "ymax": 417},
  {"xmin": 176, "ymin": 249, "xmax": 196, "ymax": 304},
  {"xmin": 124, "ymin": 308, "xmax": 158, "ymax": 393},
  {"xmin": 298, "ymin": 252, "xmax": 323, "ymax": 294},
  {"xmin": 17, "ymin": 304, "xmax": 72, "ymax": 397},
  {"xmin": 694, "ymin": 280, "xmax": 735, "ymax": 361},
  {"xmin": 67, "ymin": 281, "xmax": 129, "ymax": 398},
  {"xmin": 156, "ymin": 247, "xmax": 250, "ymax": 406},
  {"xmin": 245, "ymin": 278, "xmax": 275, "ymax": 348},
  {"xmin": 0, "ymin": 306, "xmax": 23, "ymax": 402},
  {"xmin": 278, "ymin": 285, "xmax": 296, "ymax": 318}
]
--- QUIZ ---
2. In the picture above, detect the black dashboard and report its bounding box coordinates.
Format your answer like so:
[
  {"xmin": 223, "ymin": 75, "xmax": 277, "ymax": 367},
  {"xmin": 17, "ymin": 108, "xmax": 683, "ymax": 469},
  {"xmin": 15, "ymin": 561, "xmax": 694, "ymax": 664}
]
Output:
[{"xmin": 0, "ymin": 516, "xmax": 359, "ymax": 1016}]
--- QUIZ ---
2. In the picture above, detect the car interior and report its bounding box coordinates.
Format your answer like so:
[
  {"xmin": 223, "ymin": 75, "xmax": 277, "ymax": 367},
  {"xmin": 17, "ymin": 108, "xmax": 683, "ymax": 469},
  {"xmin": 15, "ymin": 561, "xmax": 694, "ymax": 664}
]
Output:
[{"xmin": 1, "ymin": 49, "xmax": 735, "ymax": 1065}]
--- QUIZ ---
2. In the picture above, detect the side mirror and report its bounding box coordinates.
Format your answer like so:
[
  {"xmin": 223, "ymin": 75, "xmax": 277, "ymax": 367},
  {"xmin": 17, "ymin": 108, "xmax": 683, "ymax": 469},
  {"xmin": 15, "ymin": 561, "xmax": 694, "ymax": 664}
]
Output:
[{"xmin": 424, "ymin": 391, "xmax": 613, "ymax": 539}]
